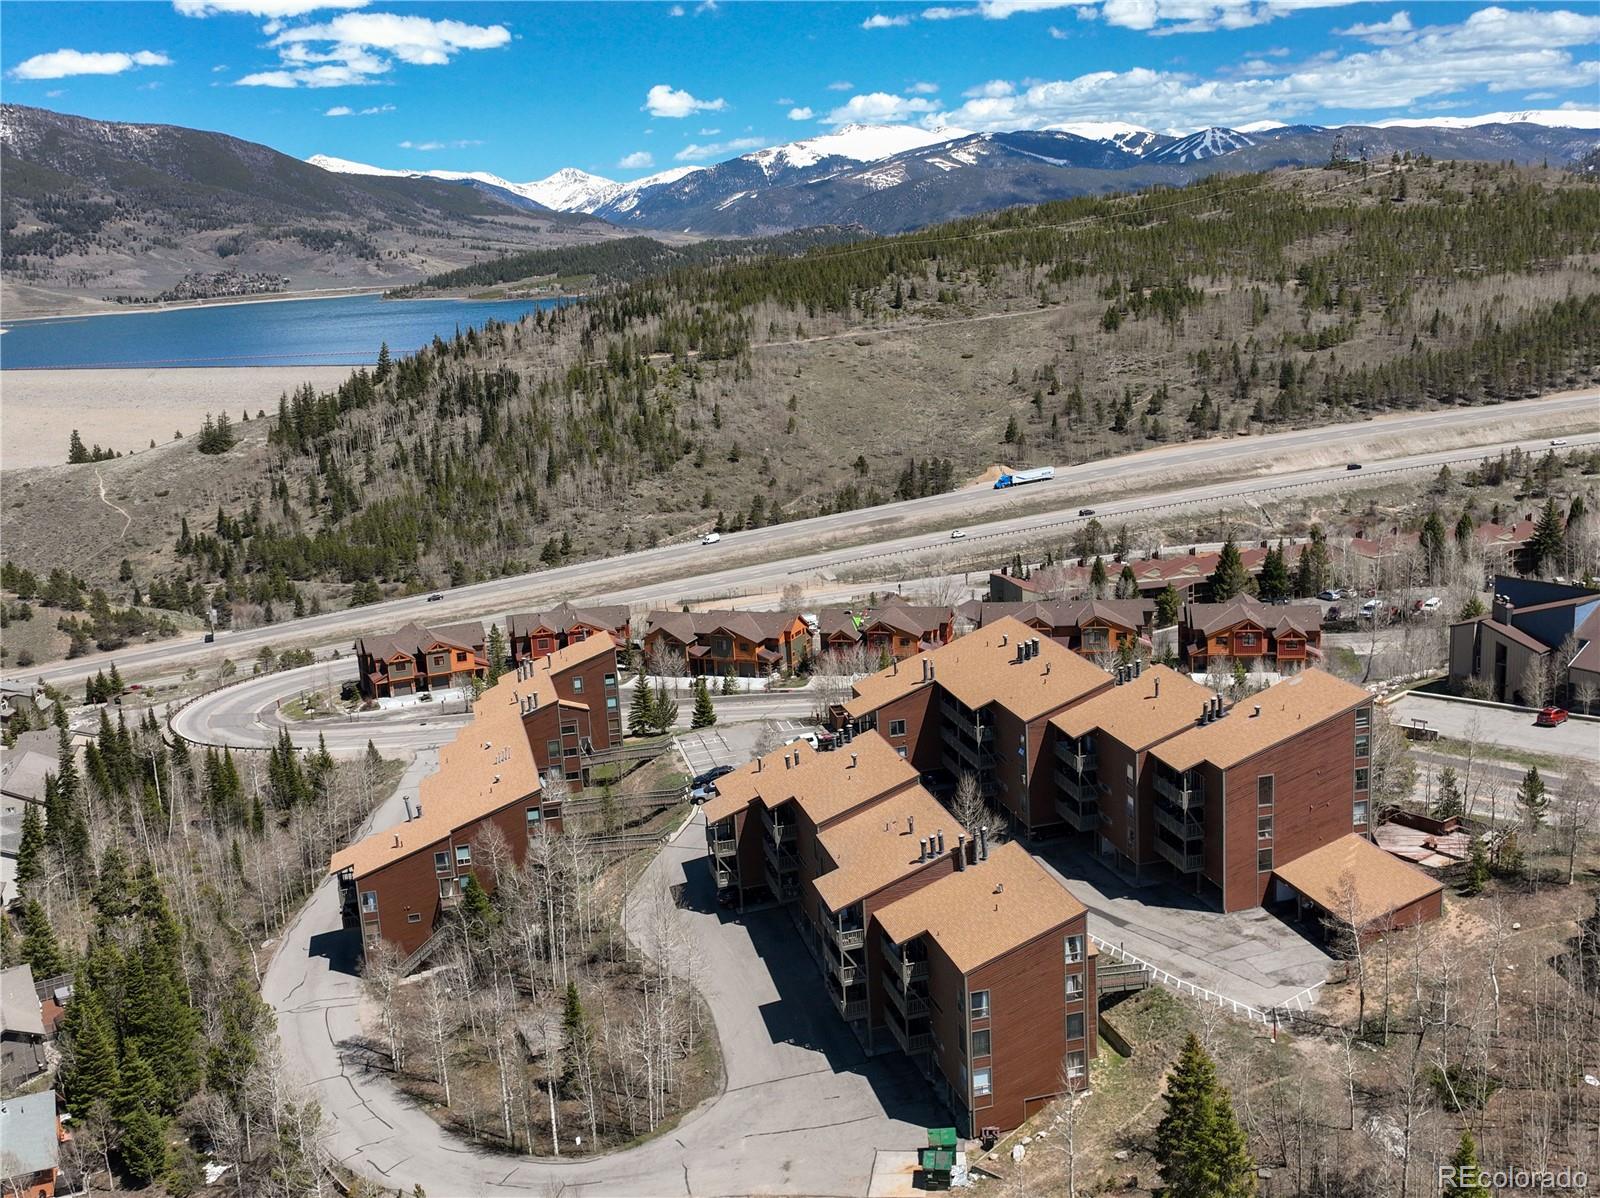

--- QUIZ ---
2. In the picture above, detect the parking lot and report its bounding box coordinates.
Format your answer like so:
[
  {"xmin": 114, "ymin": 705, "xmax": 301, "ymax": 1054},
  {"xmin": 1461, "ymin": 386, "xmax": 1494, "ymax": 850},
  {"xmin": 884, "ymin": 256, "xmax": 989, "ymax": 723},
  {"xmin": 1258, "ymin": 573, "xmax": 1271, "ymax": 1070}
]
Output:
[
  {"xmin": 678, "ymin": 718, "xmax": 812, "ymax": 776},
  {"xmin": 1390, "ymin": 693, "xmax": 1598, "ymax": 763}
]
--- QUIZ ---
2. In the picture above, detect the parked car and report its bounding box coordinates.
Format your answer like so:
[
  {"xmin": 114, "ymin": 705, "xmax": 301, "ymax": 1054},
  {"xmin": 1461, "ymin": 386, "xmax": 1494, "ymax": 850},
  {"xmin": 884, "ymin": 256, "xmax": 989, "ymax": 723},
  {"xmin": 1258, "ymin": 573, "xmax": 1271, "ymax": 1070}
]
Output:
[
  {"xmin": 1535, "ymin": 706, "xmax": 1569, "ymax": 727},
  {"xmin": 785, "ymin": 731, "xmax": 821, "ymax": 750},
  {"xmin": 949, "ymin": 529, "xmax": 966, "ymax": 539},
  {"xmin": 1420, "ymin": 596, "xmax": 1442, "ymax": 613},
  {"xmin": 701, "ymin": 531, "xmax": 721, "ymax": 545},
  {"xmin": 1360, "ymin": 599, "xmax": 1380, "ymax": 618},
  {"xmin": 689, "ymin": 764, "xmax": 735, "ymax": 801},
  {"xmin": 1318, "ymin": 589, "xmax": 1343, "ymax": 601},
  {"xmin": 1346, "ymin": 462, "xmax": 1363, "ymax": 471},
  {"xmin": 427, "ymin": 592, "xmax": 443, "ymax": 602},
  {"xmin": 1078, "ymin": 507, "xmax": 1096, "ymax": 516}
]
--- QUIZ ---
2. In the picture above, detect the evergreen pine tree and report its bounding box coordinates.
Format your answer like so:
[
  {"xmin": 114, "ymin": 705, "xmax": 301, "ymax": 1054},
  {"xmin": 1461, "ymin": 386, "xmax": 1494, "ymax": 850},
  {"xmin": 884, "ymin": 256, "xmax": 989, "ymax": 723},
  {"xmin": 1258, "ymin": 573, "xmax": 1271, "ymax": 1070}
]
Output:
[
  {"xmin": 1431, "ymin": 766, "xmax": 1464, "ymax": 820},
  {"xmin": 1517, "ymin": 766, "xmax": 1548, "ymax": 830},
  {"xmin": 61, "ymin": 987, "xmax": 122, "ymax": 1116},
  {"xmin": 114, "ymin": 1042, "xmax": 170, "ymax": 1186},
  {"xmin": 19, "ymin": 898, "xmax": 65, "ymax": 978},
  {"xmin": 460, "ymin": 874, "xmax": 495, "ymax": 926},
  {"xmin": 560, "ymin": 979, "xmax": 591, "ymax": 1096},
  {"xmin": 652, "ymin": 680, "xmax": 680, "ymax": 734},
  {"xmin": 14, "ymin": 802, "xmax": 45, "ymax": 890},
  {"xmin": 1441, "ymin": 1129, "xmax": 1490, "ymax": 1197},
  {"xmin": 691, "ymin": 677, "xmax": 717, "ymax": 728},
  {"xmin": 1089, "ymin": 556, "xmax": 1108, "ymax": 596},
  {"xmin": 487, "ymin": 623, "xmax": 509, "ymax": 683},
  {"xmin": 0, "ymin": 912, "xmax": 18, "ymax": 968},
  {"xmin": 1154, "ymin": 1033, "xmax": 1257, "ymax": 1198},
  {"xmin": 1258, "ymin": 542, "xmax": 1290, "ymax": 601},
  {"xmin": 1528, "ymin": 497, "xmax": 1565, "ymax": 575},
  {"xmin": 1207, "ymin": 536, "xmax": 1252, "ymax": 602},
  {"xmin": 628, "ymin": 679, "xmax": 654, "ymax": 738},
  {"xmin": 1156, "ymin": 584, "xmax": 1182, "ymax": 628}
]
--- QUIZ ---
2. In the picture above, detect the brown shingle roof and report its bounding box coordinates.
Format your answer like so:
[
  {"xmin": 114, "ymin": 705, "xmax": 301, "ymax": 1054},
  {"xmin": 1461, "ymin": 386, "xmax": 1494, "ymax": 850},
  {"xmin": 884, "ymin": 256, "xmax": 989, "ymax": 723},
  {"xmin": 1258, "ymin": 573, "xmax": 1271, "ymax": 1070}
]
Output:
[
  {"xmin": 969, "ymin": 599, "xmax": 1154, "ymax": 632},
  {"xmin": 844, "ymin": 616, "xmax": 1111, "ymax": 722},
  {"xmin": 1149, "ymin": 668, "xmax": 1368, "ymax": 772},
  {"xmin": 508, "ymin": 603, "xmax": 629, "ymax": 639},
  {"xmin": 700, "ymin": 733, "xmax": 916, "ymax": 827},
  {"xmin": 646, "ymin": 609, "xmax": 802, "ymax": 645},
  {"xmin": 1050, "ymin": 666, "xmax": 1214, "ymax": 751},
  {"xmin": 1273, "ymin": 833, "xmax": 1442, "ymax": 926},
  {"xmin": 812, "ymin": 786, "xmax": 956, "ymax": 914},
  {"xmin": 329, "ymin": 635, "xmax": 616, "ymax": 881},
  {"xmin": 874, "ymin": 841, "xmax": 1087, "ymax": 974},
  {"xmin": 1183, "ymin": 599, "xmax": 1320, "ymax": 638}
]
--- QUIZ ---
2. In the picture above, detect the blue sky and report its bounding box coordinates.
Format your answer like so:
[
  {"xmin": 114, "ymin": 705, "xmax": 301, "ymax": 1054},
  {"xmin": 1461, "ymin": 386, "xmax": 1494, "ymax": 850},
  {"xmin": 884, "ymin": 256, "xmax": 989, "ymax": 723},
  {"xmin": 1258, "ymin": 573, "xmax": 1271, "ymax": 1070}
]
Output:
[{"xmin": 2, "ymin": 1, "xmax": 1596, "ymax": 182}]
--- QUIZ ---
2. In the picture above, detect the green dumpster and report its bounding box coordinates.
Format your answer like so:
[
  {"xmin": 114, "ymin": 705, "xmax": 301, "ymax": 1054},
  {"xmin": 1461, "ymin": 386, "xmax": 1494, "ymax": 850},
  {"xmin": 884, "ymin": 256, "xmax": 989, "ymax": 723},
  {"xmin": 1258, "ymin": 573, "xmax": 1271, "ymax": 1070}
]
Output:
[{"xmin": 919, "ymin": 1128, "xmax": 959, "ymax": 1191}]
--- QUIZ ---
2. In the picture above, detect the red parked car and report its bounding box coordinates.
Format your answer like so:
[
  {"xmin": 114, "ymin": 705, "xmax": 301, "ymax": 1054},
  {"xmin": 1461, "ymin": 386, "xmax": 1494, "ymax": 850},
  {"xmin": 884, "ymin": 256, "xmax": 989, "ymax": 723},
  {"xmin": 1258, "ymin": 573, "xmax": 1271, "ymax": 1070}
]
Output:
[{"xmin": 1535, "ymin": 707, "xmax": 1569, "ymax": 727}]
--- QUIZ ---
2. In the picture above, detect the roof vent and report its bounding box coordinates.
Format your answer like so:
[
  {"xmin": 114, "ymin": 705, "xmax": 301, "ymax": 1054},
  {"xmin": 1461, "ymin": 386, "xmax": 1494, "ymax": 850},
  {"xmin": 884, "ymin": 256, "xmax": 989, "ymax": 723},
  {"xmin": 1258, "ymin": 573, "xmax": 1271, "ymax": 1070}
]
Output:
[
  {"xmin": 756, "ymin": 757, "xmax": 763, "ymax": 772},
  {"xmin": 977, "ymin": 825, "xmax": 988, "ymax": 861},
  {"xmin": 1000, "ymin": 633, "xmax": 1008, "ymax": 647},
  {"xmin": 1044, "ymin": 662, "xmax": 1052, "ymax": 676},
  {"xmin": 908, "ymin": 815, "xmax": 915, "ymax": 835},
  {"xmin": 1134, "ymin": 659, "xmax": 1142, "ymax": 678},
  {"xmin": 1253, "ymin": 704, "xmax": 1262, "ymax": 718},
  {"xmin": 785, "ymin": 754, "xmax": 792, "ymax": 770},
  {"xmin": 937, "ymin": 829, "xmax": 945, "ymax": 854},
  {"xmin": 1154, "ymin": 677, "xmax": 1161, "ymax": 699},
  {"xmin": 918, "ymin": 837, "xmax": 928, "ymax": 863},
  {"xmin": 493, "ymin": 774, "xmax": 501, "ymax": 785},
  {"xmin": 482, "ymin": 741, "xmax": 492, "ymax": 750},
  {"xmin": 955, "ymin": 835, "xmax": 967, "ymax": 870},
  {"xmin": 994, "ymin": 882, "xmax": 1004, "ymax": 895},
  {"xmin": 392, "ymin": 834, "xmax": 401, "ymax": 848},
  {"xmin": 849, "ymin": 752, "xmax": 858, "ymax": 768}
]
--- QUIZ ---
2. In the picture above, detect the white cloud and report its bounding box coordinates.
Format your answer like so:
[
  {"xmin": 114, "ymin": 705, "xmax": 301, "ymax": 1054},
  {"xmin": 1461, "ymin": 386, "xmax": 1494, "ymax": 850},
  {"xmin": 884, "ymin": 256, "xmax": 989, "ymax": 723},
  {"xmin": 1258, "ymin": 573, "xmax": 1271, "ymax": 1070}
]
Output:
[
  {"xmin": 1335, "ymin": 10, "xmax": 1413, "ymax": 43},
  {"xmin": 922, "ymin": 6, "xmax": 979, "ymax": 18},
  {"xmin": 618, "ymin": 150, "xmax": 655, "ymax": 168},
  {"xmin": 398, "ymin": 138, "xmax": 483, "ymax": 151},
  {"xmin": 325, "ymin": 102, "xmax": 393, "ymax": 115},
  {"xmin": 862, "ymin": 12, "xmax": 912, "ymax": 28},
  {"xmin": 925, "ymin": 6, "xmax": 1600, "ymax": 131},
  {"xmin": 976, "ymin": 0, "xmax": 1360, "ymax": 33},
  {"xmin": 669, "ymin": 3, "xmax": 686, "ymax": 12},
  {"xmin": 644, "ymin": 83, "xmax": 727, "ymax": 118},
  {"xmin": 45, "ymin": 88, "xmax": 64, "ymax": 97},
  {"xmin": 775, "ymin": 96, "xmax": 795, "ymax": 105},
  {"xmin": 907, "ymin": 81, "xmax": 940, "ymax": 94},
  {"xmin": 963, "ymin": 79, "xmax": 1015, "ymax": 98},
  {"xmin": 827, "ymin": 80, "xmax": 855, "ymax": 91},
  {"xmin": 787, "ymin": 105, "xmax": 815, "ymax": 120},
  {"xmin": 1048, "ymin": 24, "xmax": 1071, "ymax": 37},
  {"xmin": 10, "ymin": 48, "xmax": 172, "ymax": 80},
  {"xmin": 824, "ymin": 91, "xmax": 940, "ymax": 125},
  {"xmin": 237, "ymin": 12, "xmax": 507, "ymax": 87},
  {"xmin": 698, "ymin": 126, "xmax": 722, "ymax": 134},
  {"xmin": 675, "ymin": 136, "xmax": 765, "ymax": 161},
  {"xmin": 174, "ymin": 0, "xmax": 367, "ymax": 16}
]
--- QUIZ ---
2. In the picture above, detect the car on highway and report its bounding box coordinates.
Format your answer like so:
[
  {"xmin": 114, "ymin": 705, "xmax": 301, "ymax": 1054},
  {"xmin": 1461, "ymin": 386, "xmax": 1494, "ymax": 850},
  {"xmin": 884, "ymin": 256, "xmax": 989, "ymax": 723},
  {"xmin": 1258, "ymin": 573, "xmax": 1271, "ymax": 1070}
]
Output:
[
  {"xmin": 688, "ymin": 764, "xmax": 735, "ymax": 801},
  {"xmin": 950, "ymin": 529, "xmax": 966, "ymax": 540},
  {"xmin": 1551, "ymin": 438, "xmax": 1568, "ymax": 447},
  {"xmin": 1346, "ymin": 462, "xmax": 1363, "ymax": 470},
  {"xmin": 427, "ymin": 592, "xmax": 443, "ymax": 602},
  {"xmin": 1318, "ymin": 589, "xmax": 1343, "ymax": 601},
  {"xmin": 1078, "ymin": 507, "xmax": 1096, "ymax": 516},
  {"xmin": 1535, "ymin": 706, "xmax": 1569, "ymax": 727},
  {"xmin": 701, "ymin": 531, "xmax": 721, "ymax": 545}
]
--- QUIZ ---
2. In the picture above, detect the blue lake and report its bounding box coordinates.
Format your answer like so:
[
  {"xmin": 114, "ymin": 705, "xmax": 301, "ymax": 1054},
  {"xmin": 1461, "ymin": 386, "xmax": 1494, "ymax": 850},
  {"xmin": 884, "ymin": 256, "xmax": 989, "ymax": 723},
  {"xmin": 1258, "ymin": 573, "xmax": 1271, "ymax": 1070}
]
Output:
[{"xmin": 0, "ymin": 293, "xmax": 567, "ymax": 370}]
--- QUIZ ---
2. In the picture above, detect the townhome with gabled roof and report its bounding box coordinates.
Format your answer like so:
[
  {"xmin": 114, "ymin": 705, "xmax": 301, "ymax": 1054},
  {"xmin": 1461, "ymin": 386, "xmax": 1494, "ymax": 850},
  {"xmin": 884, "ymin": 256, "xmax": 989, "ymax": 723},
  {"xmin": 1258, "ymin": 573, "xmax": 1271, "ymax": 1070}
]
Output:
[
  {"xmin": 355, "ymin": 620, "xmax": 487, "ymax": 700},
  {"xmin": 644, "ymin": 609, "xmax": 809, "ymax": 678},
  {"xmin": 1180, "ymin": 597, "xmax": 1324, "ymax": 670},
  {"xmin": 817, "ymin": 601, "xmax": 955, "ymax": 664},
  {"xmin": 331, "ymin": 634, "xmax": 620, "ymax": 960},
  {"xmin": 507, "ymin": 602, "xmax": 631, "ymax": 665},
  {"xmin": 957, "ymin": 599, "xmax": 1155, "ymax": 659}
]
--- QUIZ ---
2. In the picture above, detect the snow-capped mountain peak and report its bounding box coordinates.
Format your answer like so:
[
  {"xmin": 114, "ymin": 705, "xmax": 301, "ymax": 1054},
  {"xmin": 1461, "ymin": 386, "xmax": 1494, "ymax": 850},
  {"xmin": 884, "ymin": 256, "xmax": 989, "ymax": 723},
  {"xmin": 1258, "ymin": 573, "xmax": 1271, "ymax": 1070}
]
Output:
[
  {"xmin": 1235, "ymin": 119, "xmax": 1291, "ymax": 134},
  {"xmin": 742, "ymin": 123, "xmax": 969, "ymax": 176},
  {"xmin": 1369, "ymin": 108, "xmax": 1600, "ymax": 131},
  {"xmin": 1044, "ymin": 120, "xmax": 1154, "ymax": 142},
  {"xmin": 522, "ymin": 167, "xmax": 618, "ymax": 213},
  {"xmin": 1147, "ymin": 127, "xmax": 1256, "ymax": 164}
]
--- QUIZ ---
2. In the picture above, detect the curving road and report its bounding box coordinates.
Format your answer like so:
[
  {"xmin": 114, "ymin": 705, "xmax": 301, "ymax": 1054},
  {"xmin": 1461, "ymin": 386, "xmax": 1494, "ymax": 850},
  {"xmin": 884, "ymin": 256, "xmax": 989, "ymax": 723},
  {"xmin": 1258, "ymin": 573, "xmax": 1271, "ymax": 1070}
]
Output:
[
  {"xmin": 13, "ymin": 390, "xmax": 1597, "ymax": 690},
  {"xmin": 170, "ymin": 659, "xmax": 823, "ymax": 754},
  {"xmin": 263, "ymin": 762, "xmax": 944, "ymax": 1196}
]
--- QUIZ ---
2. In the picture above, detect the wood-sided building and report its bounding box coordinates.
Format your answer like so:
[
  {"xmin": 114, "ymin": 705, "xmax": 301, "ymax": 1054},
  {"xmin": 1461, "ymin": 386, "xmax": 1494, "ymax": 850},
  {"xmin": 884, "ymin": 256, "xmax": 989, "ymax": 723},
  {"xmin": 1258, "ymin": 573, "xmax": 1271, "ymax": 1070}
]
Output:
[
  {"xmin": 839, "ymin": 617, "xmax": 1114, "ymax": 835},
  {"xmin": 331, "ymin": 635, "xmax": 621, "ymax": 960},
  {"xmin": 507, "ymin": 603, "xmax": 631, "ymax": 666},
  {"xmin": 816, "ymin": 602, "xmax": 955, "ymax": 664},
  {"xmin": 957, "ymin": 600, "xmax": 1155, "ymax": 660},
  {"xmin": 875, "ymin": 840, "xmax": 1096, "ymax": 1139},
  {"xmin": 644, "ymin": 609, "xmax": 809, "ymax": 678},
  {"xmin": 1180, "ymin": 598, "xmax": 1323, "ymax": 670},
  {"xmin": 354, "ymin": 621, "xmax": 487, "ymax": 700}
]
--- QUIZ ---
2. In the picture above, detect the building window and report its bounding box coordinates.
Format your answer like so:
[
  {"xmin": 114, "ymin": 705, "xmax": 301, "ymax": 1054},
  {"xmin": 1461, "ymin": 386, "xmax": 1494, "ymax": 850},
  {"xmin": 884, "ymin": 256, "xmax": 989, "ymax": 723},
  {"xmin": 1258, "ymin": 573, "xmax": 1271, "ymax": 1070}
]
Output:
[
  {"xmin": 1064, "ymin": 935, "xmax": 1084, "ymax": 964},
  {"xmin": 973, "ymin": 1067, "xmax": 993, "ymax": 1097},
  {"xmin": 360, "ymin": 890, "xmax": 378, "ymax": 913},
  {"xmin": 1066, "ymin": 1051, "xmax": 1086, "ymax": 1080},
  {"xmin": 971, "ymin": 1029, "xmax": 991, "ymax": 1058},
  {"xmin": 1258, "ymin": 813, "xmax": 1273, "ymax": 841},
  {"xmin": 439, "ymin": 878, "xmax": 457, "ymax": 899},
  {"xmin": 889, "ymin": 719, "xmax": 907, "ymax": 738},
  {"xmin": 526, "ymin": 807, "xmax": 543, "ymax": 829},
  {"xmin": 1258, "ymin": 847, "xmax": 1273, "ymax": 872},
  {"xmin": 970, "ymin": 990, "xmax": 990, "ymax": 1019},
  {"xmin": 897, "ymin": 747, "xmax": 908, "ymax": 758},
  {"xmin": 1066, "ymin": 1012, "xmax": 1085, "ymax": 1041},
  {"xmin": 604, "ymin": 673, "xmax": 617, "ymax": 689},
  {"xmin": 572, "ymin": 676, "xmax": 584, "ymax": 693},
  {"xmin": 1355, "ymin": 767, "xmax": 1370, "ymax": 792},
  {"xmin": 1257, "ymin": 775, "xmax": 1274, "ymax": 806},
  {"xmin": 1239, "ymin": 632, "xmax": 1258, "ymax": 647},
  {"xmin": 434, "ymin": 851, "xmax": 450, "ymax": 874},
  {"xmin": 1354, "ymin": 800, "xmax": 1369, "ymax": 827},
  {"xmin": 1355, "ymin": 706, "xmax": 1371, "ymax": 729},
  {"xmin": 606, "ymin": 696, "xmax": 618, "ymax": 710},
  {"xmin": 546, "ymin": 739, "xmax": 561, "ymax": 759},
  {"xmin": 1354, "ymin": 734, "xmax": 1370, "ymax": 758},
  {"xmin": 561, "ymin": 722, "xmax": 578, "ymax": 735},
  {"xmin": 407, "ymin": 913, "xmax": 422, "ymax": 924},
  {"xmin": 1065, "ymin": 973, "xmax": 1083, "ymax": 999},
  {"xmin": 455, "ymin": 844, "xmax": 472, "ymax": 868}
]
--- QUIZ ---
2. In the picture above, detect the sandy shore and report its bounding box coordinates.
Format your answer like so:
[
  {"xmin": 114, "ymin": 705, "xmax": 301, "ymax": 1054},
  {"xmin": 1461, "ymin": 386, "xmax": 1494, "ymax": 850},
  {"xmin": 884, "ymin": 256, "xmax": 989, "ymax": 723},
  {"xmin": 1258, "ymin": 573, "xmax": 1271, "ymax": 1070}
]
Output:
[{"xmin": 1, "ymin": 365, "xmax": 356, "ymax": 469}]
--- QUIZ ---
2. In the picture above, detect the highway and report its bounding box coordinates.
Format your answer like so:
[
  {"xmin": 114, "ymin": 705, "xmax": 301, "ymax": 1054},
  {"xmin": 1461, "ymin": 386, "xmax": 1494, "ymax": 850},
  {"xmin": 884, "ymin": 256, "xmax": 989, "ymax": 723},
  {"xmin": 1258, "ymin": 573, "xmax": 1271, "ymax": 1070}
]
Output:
[{"xmin": 11, "ymin": 389, "xmax": 1596, "ymax": 690}]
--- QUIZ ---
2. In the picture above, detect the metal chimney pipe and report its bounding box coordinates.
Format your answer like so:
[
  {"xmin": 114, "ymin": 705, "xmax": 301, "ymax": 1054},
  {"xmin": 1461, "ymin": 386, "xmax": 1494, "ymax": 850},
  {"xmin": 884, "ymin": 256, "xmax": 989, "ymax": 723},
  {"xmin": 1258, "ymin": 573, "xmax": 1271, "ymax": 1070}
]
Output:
[
  {"xmin": 937, "ymin": 830, "xmax": 945, "ymax": 854},
  {"xmin": 1154, "ymin": 676, "xmax": 1161, "ymax": 698},
  {"xmin": 850, "ymin": 752, "xmax": 858, "ymax": 768},
  {"xmin": 978, "ymin": 825, "xmax": 988, "ymax": 861},
  {"xmin": 956, "ymin": 835, "xmax": 966, "ymax": 869},
  {"xmin": 908, "ymin": 815, "xmax": 915, "ymax": 835},
  {"xmin": 918, "ymin": 838, "xmax": 927, "ymax": 862}
]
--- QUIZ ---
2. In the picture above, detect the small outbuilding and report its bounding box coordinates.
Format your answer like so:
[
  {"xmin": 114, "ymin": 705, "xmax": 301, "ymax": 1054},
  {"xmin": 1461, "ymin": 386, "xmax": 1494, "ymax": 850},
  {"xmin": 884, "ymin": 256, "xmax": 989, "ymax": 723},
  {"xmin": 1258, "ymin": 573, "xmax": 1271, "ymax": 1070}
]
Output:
[{"xmin": 1271, "ymin": 833, "xmax": 1444, "ymax": 943}]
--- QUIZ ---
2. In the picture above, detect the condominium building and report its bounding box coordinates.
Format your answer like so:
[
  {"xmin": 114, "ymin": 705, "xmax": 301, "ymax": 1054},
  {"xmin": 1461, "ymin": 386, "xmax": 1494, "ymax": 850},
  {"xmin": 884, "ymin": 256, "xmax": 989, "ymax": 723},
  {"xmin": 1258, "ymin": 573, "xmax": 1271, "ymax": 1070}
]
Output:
[
  {"xmin": 354, "ymin": 621, "xmax": 487, "ymax": 700},
  {"xmin": 838, "ymin": 616, "xmax": 1114, "ymax": 834},
  {"xmin": 1180, "ymin": 598, "xmax": 1324, "ymax": 670},
  {"xmin": 644, "ymin": 609, "xmax": 810, "ymax": 678},
  {"xmin": 331, "ymin": 635, "xmax": 621, "ymax": 959},
  {"xmin": 957, "ymin": 599, "xmax": 1155, "ymax": 658},
  {"xmin": 507, "ymin": 602, "xmax": 632, "ymax": 666},
  {"xmin": 816, "ymin": 601, "xmax": 956, "ymax": 663}
]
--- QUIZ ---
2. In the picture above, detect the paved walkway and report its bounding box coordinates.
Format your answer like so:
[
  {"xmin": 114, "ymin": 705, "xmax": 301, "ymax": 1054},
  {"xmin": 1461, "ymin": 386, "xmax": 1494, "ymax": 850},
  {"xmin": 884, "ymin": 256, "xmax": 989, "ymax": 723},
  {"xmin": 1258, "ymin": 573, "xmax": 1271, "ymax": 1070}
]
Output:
[
  {"xmin": 262, "ymin": 766, "xmax": 942, "ymax": 1196},
  {"xmin": 1033, "ymin": 842, "xmax": 1331, "ymax": 1012}
]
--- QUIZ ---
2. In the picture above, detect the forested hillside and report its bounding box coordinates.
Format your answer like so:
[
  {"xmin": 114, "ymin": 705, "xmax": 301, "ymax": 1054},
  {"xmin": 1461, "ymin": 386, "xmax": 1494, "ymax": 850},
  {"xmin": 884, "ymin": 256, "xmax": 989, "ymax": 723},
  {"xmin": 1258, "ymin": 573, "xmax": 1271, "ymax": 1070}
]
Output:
[{"xmin": 4, "ymin": 158, "xmax": 1598, "ymax": 633}]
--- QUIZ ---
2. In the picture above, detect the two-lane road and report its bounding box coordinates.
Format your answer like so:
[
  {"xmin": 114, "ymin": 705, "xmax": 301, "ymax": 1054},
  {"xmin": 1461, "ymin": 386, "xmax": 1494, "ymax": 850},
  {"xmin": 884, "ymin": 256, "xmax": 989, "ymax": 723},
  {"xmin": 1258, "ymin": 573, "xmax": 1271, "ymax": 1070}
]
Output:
[{"xmin": 12, "ymin": 391, "xmax": 1597, "ymax": 690}]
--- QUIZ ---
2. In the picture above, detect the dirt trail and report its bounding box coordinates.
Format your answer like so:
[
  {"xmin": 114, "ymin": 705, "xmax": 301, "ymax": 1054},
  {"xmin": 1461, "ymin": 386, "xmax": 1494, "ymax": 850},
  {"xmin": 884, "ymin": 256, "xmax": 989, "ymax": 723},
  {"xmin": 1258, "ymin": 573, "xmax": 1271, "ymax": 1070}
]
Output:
[{"xmin": 94, "ymin": 468, "xmax": 132, "ymax": 540}]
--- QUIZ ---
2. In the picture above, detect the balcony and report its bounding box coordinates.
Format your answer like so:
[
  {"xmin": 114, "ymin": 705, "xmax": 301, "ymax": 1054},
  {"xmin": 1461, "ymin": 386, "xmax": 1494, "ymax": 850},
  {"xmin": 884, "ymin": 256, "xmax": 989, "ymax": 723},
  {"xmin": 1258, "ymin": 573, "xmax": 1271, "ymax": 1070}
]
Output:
[
  {"xmin": 1055, "ymin": 742, "xmax": 1095, "ymax": 775},
  {"xmin": 884, "ymin": 979, "xmax": 931, "ymax": 1019},
  {"xmin": 886, "ymin": 953, "xmax": 929, "ymax": 988},
  {"xmin": 1152, "ymin": 801, "xmax": 1204, "ymax": 843},
  {"xmin": 1055, "ymin": 793, "xmax": 1102, "ymax": 833},
  {"xmin": 826, "ymin": 921, "xmax": 866, "ymax": 952},
  {"xmin": 762, "ymin": 835, "xmax": 800, "ymax": 876},
  {"xmin": 708, "ymin": 830, "xmax": 737, "ymax": 856},
  {"xmin": 760, "ymin": 805, "xmax": 797, "ymax": 847},
  {"xmin": 1055, "ymin": 767, "xmax": 1098, "ymax": 805},
  {"xmin": 1153, "ymin": 834, "xmax": 1204, "ymax": 874},
  {"xmin": 828, "ymin": 984, "xmax": 868, "ymax": 1022},
  {"xmin": 712, "ymin": 861, "xmax": 737, "ymax": 889},
  {"xmin": 1154, "ymin": 771, "xmax": 1203, "ymax": 807},
  {"xmin": 886, "ymin": 1008, "xmax": 933, "ymax": 1055},
  {"xmin": 827, "ymin": 952, "xmax": 861, "ymax": 987}
]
